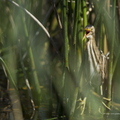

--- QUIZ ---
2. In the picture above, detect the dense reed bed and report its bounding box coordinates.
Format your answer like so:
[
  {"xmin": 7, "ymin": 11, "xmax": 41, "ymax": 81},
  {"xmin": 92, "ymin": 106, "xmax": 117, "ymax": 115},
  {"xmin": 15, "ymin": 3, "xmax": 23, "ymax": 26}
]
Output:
[{"xmin": 0, "ymin": 0, "xmax": 120, "ymax": 120}]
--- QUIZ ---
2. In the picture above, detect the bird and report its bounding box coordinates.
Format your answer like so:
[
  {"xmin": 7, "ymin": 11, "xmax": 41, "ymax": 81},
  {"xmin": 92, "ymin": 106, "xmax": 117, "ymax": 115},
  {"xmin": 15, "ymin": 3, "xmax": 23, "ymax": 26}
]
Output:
[{"xmin": 83, "ymin": 25, "xmax": 109, "ymax": 95}]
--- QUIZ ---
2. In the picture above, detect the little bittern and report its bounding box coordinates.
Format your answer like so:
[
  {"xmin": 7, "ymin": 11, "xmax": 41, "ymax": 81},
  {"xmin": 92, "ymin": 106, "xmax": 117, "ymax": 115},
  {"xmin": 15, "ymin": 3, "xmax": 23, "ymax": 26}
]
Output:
[{"xmin": 83, "ymin": 25, "xmax": 109, "ymax": 84}]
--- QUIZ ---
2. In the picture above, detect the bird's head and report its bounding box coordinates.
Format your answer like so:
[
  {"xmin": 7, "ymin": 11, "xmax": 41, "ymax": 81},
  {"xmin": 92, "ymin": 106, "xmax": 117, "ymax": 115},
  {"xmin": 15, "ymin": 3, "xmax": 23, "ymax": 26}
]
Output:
[{"xmin": 82, "ymin": 25, "xmax": 95, "ymax": 40}]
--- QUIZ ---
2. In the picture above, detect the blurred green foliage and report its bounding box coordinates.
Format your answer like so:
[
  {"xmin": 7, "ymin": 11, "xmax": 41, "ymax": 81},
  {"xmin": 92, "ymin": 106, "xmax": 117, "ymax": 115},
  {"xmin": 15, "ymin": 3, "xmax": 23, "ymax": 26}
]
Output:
[{"xmin": 0, "ymin": 0, "xmax": 120, "ymax": 120}]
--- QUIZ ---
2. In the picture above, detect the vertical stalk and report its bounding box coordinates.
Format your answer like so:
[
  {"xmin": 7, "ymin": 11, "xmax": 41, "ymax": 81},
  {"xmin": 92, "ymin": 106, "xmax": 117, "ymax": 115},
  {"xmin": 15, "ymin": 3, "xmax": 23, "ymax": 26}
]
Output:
[
  {"xmin": 73, "ymin": 0, "xmax": 80, "ymax": 46},
  {"xmin": 81, "ymin": 0, "xmax": 87, "ymax": 49},
  {"xmin": 70, "ymin": 87, "xmax": 78, "ymax": 119},
  {"xmin": 62, "ymin": 0, "xmax": 69, "ymax": 68},
  {"xmin": 70, "ymin": 0, "xmax": 80, "ymax": 118},
  {"xmin": 108, "ymin": 0, "xmax": 116, "ymax": 107},
  {"xmin": 81, "ymin": 0, "xmax": 87, "ymax": 27},
  {"xmin": 22, "ymin": 13, "xmax": 41, "ymax": 106},
  {"xmin": 28, "ymin": 40, "xmax": 41, "ymax": 104},
  {"xmin": 78, "ymin": 1, "xmax": 83, "ymax": 53},
  {"xmin": 0, "ymin": 55, "xmax": 24, "ymax": 120}
]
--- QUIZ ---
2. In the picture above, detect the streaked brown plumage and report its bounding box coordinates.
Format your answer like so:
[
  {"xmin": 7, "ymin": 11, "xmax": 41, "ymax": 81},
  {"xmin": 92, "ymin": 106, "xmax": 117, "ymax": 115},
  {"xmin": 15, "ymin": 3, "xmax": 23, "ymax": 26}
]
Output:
[{"xmin": 83, "ymin": 25, "xmax": 109, "ymax": 83}]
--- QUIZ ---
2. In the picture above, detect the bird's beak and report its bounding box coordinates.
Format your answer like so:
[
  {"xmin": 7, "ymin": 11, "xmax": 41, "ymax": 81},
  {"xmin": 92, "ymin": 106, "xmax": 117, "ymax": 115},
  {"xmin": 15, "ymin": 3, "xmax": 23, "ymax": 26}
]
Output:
[
  {"xmin": 82, "ymin": 28, "xmax": 91, "ymax": 40},
  {"xmin": 84, "ymin": 28, "xmax": 91, "ymax": 34}
]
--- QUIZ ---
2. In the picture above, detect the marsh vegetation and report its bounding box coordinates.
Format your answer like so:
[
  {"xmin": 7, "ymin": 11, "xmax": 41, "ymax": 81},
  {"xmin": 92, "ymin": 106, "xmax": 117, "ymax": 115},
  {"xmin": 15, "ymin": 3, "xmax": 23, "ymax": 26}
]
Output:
[{"xmin": 0, "ymin": 0, "xmax": 120, "ymax": 120}]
